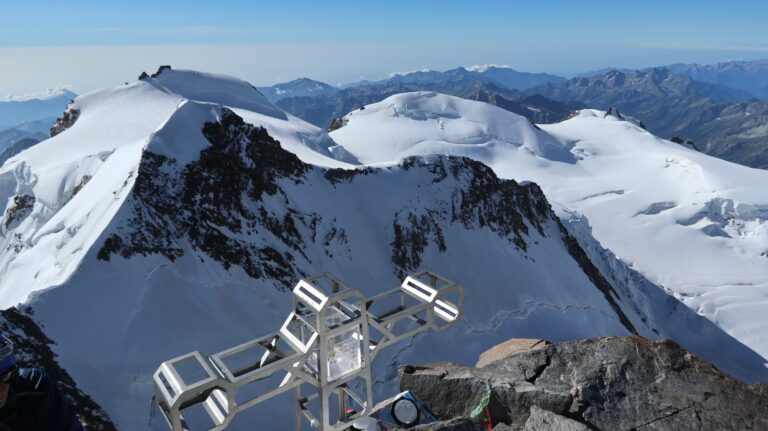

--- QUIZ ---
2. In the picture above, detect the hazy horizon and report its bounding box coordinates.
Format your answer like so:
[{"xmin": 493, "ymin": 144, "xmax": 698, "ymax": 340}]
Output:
[{"xmin": 3, "ymin": 0, "xmax": 768, "ymax": 96}]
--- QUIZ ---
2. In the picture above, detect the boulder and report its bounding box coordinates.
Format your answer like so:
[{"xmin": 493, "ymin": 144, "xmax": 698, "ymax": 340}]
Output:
[
  {"xmin": 523, "ymin": 405, "xmax": 589, "ymax": 431},
  {"xmin": 752, "ymin": 382, "xmax": 768, "ymax": 398},
  {"xmin": 476, "ymin": 338, "xmax": 550, "ymax": 368},
  {"xmin": 400, "ymin": 336, "xmax": 768, "ymax": 430}
]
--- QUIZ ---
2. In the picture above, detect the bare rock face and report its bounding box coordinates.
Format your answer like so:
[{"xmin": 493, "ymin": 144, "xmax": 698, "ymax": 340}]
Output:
[
  {"xmin": 0, "ymin": 307, "xmax": 116, "ymax": 430},
  {"xmin": 476, "ymin": 338, "xmax": 550, "ymax": 368},
  {"xmin": 50, "ymin": 106, "xmax": 79, "ymax": 137},
  {"xmin": 400, "ymin": 336, "xmax": 768, "ymax": 431},
  {"xmin": 524, "ymin": 405, "xmax": 589, "ymax": 431}
]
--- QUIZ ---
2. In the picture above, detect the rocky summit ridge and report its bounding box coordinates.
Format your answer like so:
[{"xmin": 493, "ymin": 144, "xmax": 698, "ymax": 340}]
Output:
[{"xmin": 401, "ymin": 336, "xmax": 768, "ymax": 431}]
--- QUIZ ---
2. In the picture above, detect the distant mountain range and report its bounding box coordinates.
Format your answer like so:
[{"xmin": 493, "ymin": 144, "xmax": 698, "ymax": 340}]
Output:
[
  {"xmin": 256, "ymin": 77, "xmax": 338, "ymax": 103},
  {"xmin": 366, "ymin": 66, "xmax": 567, "ymax": 91},
  {"xmin": 529, "ymin": 68, "xmax": 768, "ymax": 168},
  {"xmin": 0, "ymin": 89, "xmax": 75, "ymax": 128},
  {"xmin": 259, "ymin": 66, "xmax": 566, "ymax": 104},
  {"xmin": 665, "ymin": 59, "xmax": 768, "ymax": 99},
  {"xmin": 578, "ymin": 59, "xmax": 768, "ymax": 99},
  {"xmin": 264, "ymin": 67, "xmax": 573, "ymax": 129},
  {"xmin": 276, "ymin": 80, "xmax": 582, "ymax": 129},
  {"xmin": 258, "ymin": 63, "xmax": 768, "ymax": 169},
  {"xmin": 530, "ymin": 68, "xmax": 755, "ymax": 104}
]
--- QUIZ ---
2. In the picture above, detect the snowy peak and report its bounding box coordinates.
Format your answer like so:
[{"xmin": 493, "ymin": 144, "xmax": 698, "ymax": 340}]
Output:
[
  {"xmin": 463, "ymin": 64, "xmax": 513, "ymax": 73},
  {"xmin": 462, "ymin": 65, "xmax": 566, "ymax": 90},
  {"xmin": 256, "ymin": 77, "xmax": 339, "ymax": 103},
  {"xmin": 141, "ymin": 66, "xmax": 287, "ymax": 120},
  {"xmin": 330, "ymin": 91, "xmax": 571, "ymax": 165},
  {"xmin": 530, "ymin": 67, "xmax": 754, "ymax": 102},
  {"xmin": 47, "ymin": 67, "xmax": 354, "ymax": 168}
]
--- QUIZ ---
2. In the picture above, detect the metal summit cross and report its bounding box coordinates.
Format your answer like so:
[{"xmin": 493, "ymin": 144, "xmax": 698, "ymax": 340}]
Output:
[{"xmin": 153, "ymin": 271, "xmax": 464, "ymax": 431}]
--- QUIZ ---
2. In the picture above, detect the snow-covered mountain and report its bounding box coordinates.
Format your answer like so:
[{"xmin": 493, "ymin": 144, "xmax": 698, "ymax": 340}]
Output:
[
  {"xmin": 257, "ymin": 77, "xmax": 339, "ymax": 103},
  {"xmin": 462, "ymin": 65, "xmax": 566, "ymax": 90},
  {"xmin": 527, "ymin": 68, "xmax": 768, "ymax": 169},
  {"xmin": 331, "ymin": 91, "xmax": 768, "ymax": 373},
  {"xmin": 664, "ymin": 59, "xmax": 768, "ymax": 99},
  {"xmin": 1, "ymin": 69, "xmax": 766, "ymax": 431},
  {"xmin": 344, "ymin": 66, "xmax": 565, "ymax": 92}
]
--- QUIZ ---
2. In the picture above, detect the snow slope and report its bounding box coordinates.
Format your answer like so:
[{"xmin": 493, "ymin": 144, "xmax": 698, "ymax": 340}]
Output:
[
  {"xmin": 331, "ymin": 93, "xmax": 768, "ymax": 368},
  {"xmin": 330, "ymin": 92, "xmax": 573, "ymax": 165}
]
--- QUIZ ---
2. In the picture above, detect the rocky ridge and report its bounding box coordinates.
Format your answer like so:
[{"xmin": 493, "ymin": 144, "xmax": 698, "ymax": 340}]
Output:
[
  {"xmin": 400, "ymin": 336, "xmax": 768, "ymax": 430},
  {"xmin": 0, "ymin": 307, "xmax": 116, "ymax": 430}
]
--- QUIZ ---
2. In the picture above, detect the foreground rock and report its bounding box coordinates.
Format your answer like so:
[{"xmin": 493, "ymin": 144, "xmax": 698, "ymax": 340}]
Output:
[
  {"xmin": 411, "ymin": 418, "xmax": 485, "ymax": 430},
  {"xmin": 0, "ymin": 307, "xmax": 116, "ymax": 430},
  {"xmin": 524, "ymin": 405, "xmax": 589, "ymax": 431},
  {"xmin": 400, "ymin": 336, "xmax": 768, "ymax": 430},
  {"xmin": 475, "ymin": 338, "xmax": 550, "ymax": 368}
]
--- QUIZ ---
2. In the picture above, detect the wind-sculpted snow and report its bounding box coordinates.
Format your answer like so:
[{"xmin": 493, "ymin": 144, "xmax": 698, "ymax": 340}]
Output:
[{"xmin": 145, "ymin": 67, "xmax": 288, "ymax": 120}]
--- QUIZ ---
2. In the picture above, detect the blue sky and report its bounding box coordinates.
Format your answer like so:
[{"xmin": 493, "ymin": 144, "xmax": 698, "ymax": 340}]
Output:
[{"xmin": 2, "ymin": 0, "xmax": 768, "ymax": 94}]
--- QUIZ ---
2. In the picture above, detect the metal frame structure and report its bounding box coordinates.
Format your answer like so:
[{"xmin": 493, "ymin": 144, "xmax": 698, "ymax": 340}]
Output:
[{"xmin": 153, "ymin": 271, "xmax": 464, "ymax": 431}]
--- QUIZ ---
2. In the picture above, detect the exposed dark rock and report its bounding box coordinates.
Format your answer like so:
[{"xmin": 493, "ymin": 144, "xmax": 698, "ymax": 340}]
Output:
[
  {"xmin": 327, "ymin": 116, "xmax": 346, "ymax": 132},
  {"xmin": 97, "ymin": 109, "xmax": 305, "ymax": 286},
  {"xmin": 72, "ymin": 175, "xmax": 92, "ymax": 196},
  {"xmin": 138, "ymin": 71, "xmax": 149, "ymax": 80},
  {"xmin": 411, "ymin": 418, "xmax": 485, "ymax": 431},
  {"xmin": 399, "ymin": 336, "xmax": 768, "ymax": 431},
  {"xmin": 752, "ymin": 382, "xmax": 768, "ymax": 398},
  {"xmin": 524, "ymin": 405, "xmax": 589, "ymax": 431},
  {"xmin": 0, "ymin": 307, "xmax": 117, "ymax": 430},
  {"xmin": 391, "ymin": 210, "xmax": 447, "ymax": 277},
  {"xmin": 50, "ymin": 106, "xmax": 80, "ymax": 137},
  {"xmin": 151, "ymin": 65, "xmax": 172, "ymax": 78},
  {"xmin": 556, "ymin": 219, "xmax": 637, "ymax": 334},
  {"xmin": 555, "ymin": 111, "xmax": 581, "ymax": 123},
  {"xmin": 388, "ymin": 157, "xmax": 557, "ymax": 278},
  {"xmin": 3, "ymin": 194, "xmax": 34, "ymax": 229}
]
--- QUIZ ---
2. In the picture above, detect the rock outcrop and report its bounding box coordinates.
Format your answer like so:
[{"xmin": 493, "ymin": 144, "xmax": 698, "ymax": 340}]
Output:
[
  {"xmin": 0, "ymin": 307, "xmax": 116, "ymax": 430},
  {"xmin": 49, "ymin": 106, "xmax": 79, "ymax": 137},
  {"xmin": 476, "ymin": 338, "xmax": 550, "ymax": 368},
  {"xmin": 400, "ymin": 336, "xmax": 768, "ymax": 430},
  {"xmin": 523, "ymin": 405, "xmax": 589, "ymax": 431}
]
